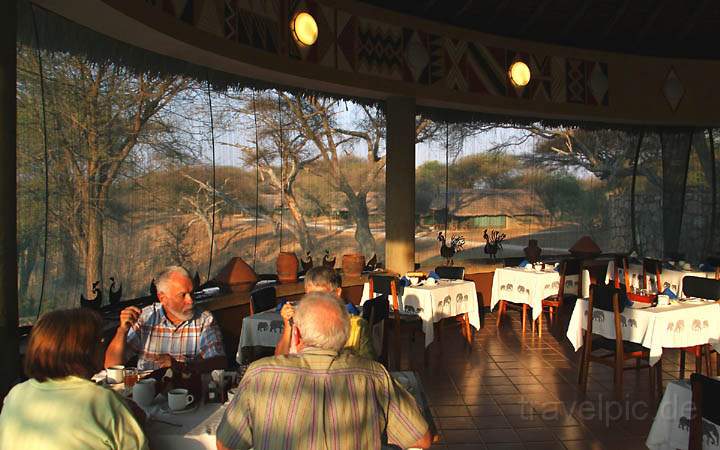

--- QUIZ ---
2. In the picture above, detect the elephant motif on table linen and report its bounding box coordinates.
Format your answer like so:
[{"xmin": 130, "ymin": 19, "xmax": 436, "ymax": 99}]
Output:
[
  {"xmin": 675, "ymin": 320, "xmax": 685, "ymax": 333},
  {"xmin": 592, "ymin": 311, "xmax": 605, "ymax": 322},
  {"xmin": 628, "ymin": 319, "xmax": 637, "ymax": 328},
  {"xmin": 692, "ymin": 320, "xmax": 702, "ymax": 332},
  {"xmin": 667, "ymin": 322, "xmax": 674, "ymax": 332},
  {"xmin": 257, "ymin": 322, "xmax": 269, "ymax": 332},
  {"xmin": 703, "ymin": 320, "xmax": 710, "ymax": 329}
]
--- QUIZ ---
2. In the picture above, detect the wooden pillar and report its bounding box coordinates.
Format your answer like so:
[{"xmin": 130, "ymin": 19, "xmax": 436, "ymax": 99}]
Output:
[
  {"xmin": 385, "ymin": 97, "xmax": 415, "ymax": 274},
  {"xmin": 0, "ymin": 0, "xmax": 19, "ymax": 400}
]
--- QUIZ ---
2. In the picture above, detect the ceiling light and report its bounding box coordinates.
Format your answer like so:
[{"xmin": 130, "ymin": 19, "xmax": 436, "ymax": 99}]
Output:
[
  {"xmin": 291, "ymin": 12, "xmax": 318, "ymax": 47},
  {"xmin": 508, "ymin": 61, "xmax": 531, "ymax": 88}
]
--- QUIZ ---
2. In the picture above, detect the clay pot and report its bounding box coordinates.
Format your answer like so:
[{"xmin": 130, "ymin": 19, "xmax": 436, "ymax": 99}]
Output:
[
  {"xmin": 214, "ymin": 257, "xmax": 257, "ymax": 292},
  {"xmin": 342, "ymin": 254, "xmax": 365, "ymax": 278},
  {"xmin": 277, "ymin": 252, "xmax": 299, "ymax": 284}
]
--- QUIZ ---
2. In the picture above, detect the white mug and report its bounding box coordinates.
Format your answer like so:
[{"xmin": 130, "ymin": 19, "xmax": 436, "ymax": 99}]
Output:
[
  {"xmin": 168, "ymin": 388, "xmax": 194, "ymax": 411},
  {"xmin": 657, "ymin": 294, "xmax": 670, "ymax": 306},
  {"xmin": 132, "ymin": 379, "xmax": 156, "ymax": 407},
  {"xmin": 425, "ymin": 278, "xmax": 437, "ymax": 286},
  {"xmin": 106, "ymin": 365, "xmax": 125, "ymax": 384}
]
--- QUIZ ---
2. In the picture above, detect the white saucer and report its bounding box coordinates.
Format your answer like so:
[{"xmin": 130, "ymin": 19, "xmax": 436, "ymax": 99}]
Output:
[{"xmin": 161, "ymin": 403, "xmax": 198, "ymax": 414}]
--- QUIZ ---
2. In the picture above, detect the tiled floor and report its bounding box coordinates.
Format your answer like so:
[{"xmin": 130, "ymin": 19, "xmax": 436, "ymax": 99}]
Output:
[{"xmin": 392, "ymin": 305, "xmax": 698, "ymax": 450}]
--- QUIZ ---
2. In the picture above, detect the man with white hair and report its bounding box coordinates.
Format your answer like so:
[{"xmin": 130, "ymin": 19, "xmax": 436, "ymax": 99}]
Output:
[
  {"xmin": 105, "ymin": 266, "xmax": 226, "ymax": 371},
  {"xmin": 217, "ymin": 292, "xmax": 431, "ymax": 450}
]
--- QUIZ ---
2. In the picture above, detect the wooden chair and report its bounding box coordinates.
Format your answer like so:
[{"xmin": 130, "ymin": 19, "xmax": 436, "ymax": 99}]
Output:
[
  {"xmin": 369, "ymin": 275, "xmax": 423, "ymax": 368},
  {"xmin": 249, "ymin": 286, "xmax": 276, "ymax": 315},
  {"xmin": 679, "ymin": 276, "xmax": 720, "ymax": 379},
  {"xmin": 434, "ymin": 266, "xmax": 465, "ymax": 280},
  {"xmin": 612, "ymin": 254, "xmax": 632, "ymax": 294},
  {"xmin": 361, "ymin": 294, "xmax": 390, "ymax": 364},
  {"xmin": 642, "ymin": 258, "xmax": 663, "ymax": 293},
  {"xmin": 578, "ymin": 284, "xmax": 661, "ymax": 398},
  {"xmin": 689, "ymin": 373, "xmax": 720, "ymax": 450},
  {"xmin": 536, "ymin": 258, "xmax": 582, "ymax": 336}
]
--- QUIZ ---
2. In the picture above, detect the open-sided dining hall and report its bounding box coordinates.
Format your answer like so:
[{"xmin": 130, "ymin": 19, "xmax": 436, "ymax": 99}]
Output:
[{"xmin": 2, "ymin": 0, "xmax": 720, "ymax": 449}]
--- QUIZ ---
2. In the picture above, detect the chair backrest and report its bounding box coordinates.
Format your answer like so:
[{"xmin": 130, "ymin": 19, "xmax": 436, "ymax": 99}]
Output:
[
  {"xmin": 587, "ymin": 284, "xmax": 625, "ymax": 347},
  {"xmin": 689, "ymin": 373, "xmax": 720, "ymax": 450},
  {"xmin": 361, "ymin": 295, "xmax": 389, "ymax": 326},
  {"xmin": 683, "ymin": 276, "xmax": 720, "ymax": 300},
  {"xmin": 250, "ymin": 286, "xmax": 276, "ymax": 315},
  {"xmin": 435, "ymin": 266, "xmax": 465, "ymax": 280},
  {"xmin": 369, "ymin": 275, "xmax": 402, "ymax": 312},
  {"xmin": 612, "ymin": 254, "xmax": 631, "ymax": 292},
  {"xmin": 590, "ymin": 284, "xmax": 626, "ymax": 313},
  {"xmin": 642, "ymin": 258, "xmax": 663, "ymax": 292},
  {"xmin": 555, "ymin": 258, "xmax": 583, "ymax": 305}
]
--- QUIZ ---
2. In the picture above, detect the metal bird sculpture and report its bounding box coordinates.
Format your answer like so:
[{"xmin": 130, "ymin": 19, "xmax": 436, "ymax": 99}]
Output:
[
  {"xmin": 483, "ymin": 229, "xmax": 506, "ymax": 260},
  {"xmin": 109, "ymin": 277, "xmax": 123, "ymax": 305},
  {"xmin": 80, "ymin": 281, "xmax": 102, "ymax": 310},
  {"xmin": 438, "ymin": 232, "xmax": 465, "ymax": 266}
]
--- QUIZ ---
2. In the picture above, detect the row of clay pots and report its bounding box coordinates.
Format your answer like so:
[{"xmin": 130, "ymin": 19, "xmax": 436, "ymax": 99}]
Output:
[
  {"xmin": 277, "ymin": 252, "xmax": 366, "ymax": 283},
  {"xmin": 214, "ymin": 253, "xmax": 367, "ymax": 292}
]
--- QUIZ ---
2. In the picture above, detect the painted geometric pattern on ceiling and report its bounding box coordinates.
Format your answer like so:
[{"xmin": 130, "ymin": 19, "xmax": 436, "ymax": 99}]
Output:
[{"xmin": 143, "ymin": 0, "xmax": 610, "ymax": 106}]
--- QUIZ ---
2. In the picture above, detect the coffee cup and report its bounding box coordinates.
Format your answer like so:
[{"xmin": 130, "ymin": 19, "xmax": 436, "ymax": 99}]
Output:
[
  {"xmin": 168, "ymin": 388, "xmax": 194, "ymax": 411},
  {"xmin": 132, "ymin": 378, "xmax": 156, "ymax": 407},
  {"xmin": 425, "ymin": 278, "xmax": 436, "ymax": 286},
  {"xmin": 106, "ymin": 365, "xmax": 125, "ymax": 384},
  {"xmin": 657, "ymin": 294, "xmax": 670, "ymax": 306},
  {"xmin": 227, "ymin": 388, "xmax": 237, "ymax": 403}
]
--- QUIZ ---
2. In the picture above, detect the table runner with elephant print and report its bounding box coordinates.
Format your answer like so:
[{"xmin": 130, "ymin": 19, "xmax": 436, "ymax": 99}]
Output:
[
  {"xmin": 361, "ymin": 280, "xmax": 481, "ymax": 348},
  {"xmin": 647, "ymin": 379, "xmax": 720, "ymax": 450},
  {"xmin": 567, "ymin": 299, "xmax": 720, "ymax": 365}
]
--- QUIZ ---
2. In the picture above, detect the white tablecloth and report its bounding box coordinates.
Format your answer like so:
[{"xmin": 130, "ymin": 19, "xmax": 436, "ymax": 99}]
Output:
[
  {"xmin": 566, "ymin": 299, "xmax": 720, "ymax": 365},
  {"xmin": 647, "ymin": 380, "xmax": 720, "ymax": 450},
  {"xmin": 490, "ymin": 267, "xmax": 589, "ymax": 320},
  {"xmin": 238, "ymin": 310, "xmax": 284, "ymax": 349},
  {"xmin": 605, "ymin": 261, "xmax": 714, "ymax": 296},
  {"xmin": 147, "ymin": 402, "xmax": 225, "ymax": 450},
  {"xmin": 361, "ymin": 280, "xmax": 481, "ymax": 348}
]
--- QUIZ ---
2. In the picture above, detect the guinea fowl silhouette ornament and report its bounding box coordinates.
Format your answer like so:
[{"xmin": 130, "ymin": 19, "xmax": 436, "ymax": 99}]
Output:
[{"xmin": 438, "ymin": 231, "xmax": 465, "ymax": 266}]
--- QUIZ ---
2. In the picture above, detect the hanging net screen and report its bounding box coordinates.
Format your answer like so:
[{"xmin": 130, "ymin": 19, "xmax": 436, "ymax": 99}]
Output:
[{"xmin": 16, "ymin": 5, "xmax": 386, "ymax": 324}]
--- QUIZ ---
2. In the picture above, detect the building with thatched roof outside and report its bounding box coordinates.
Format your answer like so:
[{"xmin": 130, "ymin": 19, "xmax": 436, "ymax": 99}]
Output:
[{"xmin": 426, "ymin": 189, "xmax": 550, "ymax": 230}]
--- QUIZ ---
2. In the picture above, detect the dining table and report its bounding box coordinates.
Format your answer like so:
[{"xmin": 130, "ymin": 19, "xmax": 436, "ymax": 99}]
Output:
[
  {"xmin": 360, "ymin": 279, "xmax": 482, "ymax": 348},
  {"xmin": 566, "ymin": 297, "xmax": 720, "ymax": 365},
  {"xmin": 491, "ymin": 266, "xmax": 589, "ymax": 320},
  {"xmin": 605, "ymin": 261, "xmax": 714, "ymax": 296},
  {"xmin": 646, "ymin": 378, "xmax": 720, "ymax": 450}
]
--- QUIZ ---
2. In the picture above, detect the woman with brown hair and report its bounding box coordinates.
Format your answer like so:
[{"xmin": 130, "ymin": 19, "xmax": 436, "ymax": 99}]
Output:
[{"xmin": 0, "ymin": 308, "xmax": 148, "ymax": 450}]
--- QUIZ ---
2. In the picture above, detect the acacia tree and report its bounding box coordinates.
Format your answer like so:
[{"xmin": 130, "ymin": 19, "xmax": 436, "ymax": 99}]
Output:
[
  {"xmin": 39, "ymin": 54, "xmax": 193, "ymax": 297},
  {"xmin": 222, "ymin": 90, "xmax": 319, "ymax": 253}
]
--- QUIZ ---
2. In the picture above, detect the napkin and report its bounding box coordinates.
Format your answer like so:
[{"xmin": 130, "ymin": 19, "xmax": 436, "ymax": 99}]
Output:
[
  {"xmin": 427, "ymin": 271, "xmax": 440, "ymax": 280},
  {"xmin": 399, "ymin": 276, "xmax": 411, "ymax": 287},
  {"xmin": 661, "ymin": 287, "xmax": 677, "ymax": 299},
  {"xmin": 518, "ymin": 259, "xmax": 529, "ymax": 268}
]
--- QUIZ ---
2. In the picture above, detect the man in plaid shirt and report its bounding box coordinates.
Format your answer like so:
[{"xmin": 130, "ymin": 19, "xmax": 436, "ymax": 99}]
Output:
[{"xmin": 105, "ymin": 266, "xmax": 226, "ymax": 372}]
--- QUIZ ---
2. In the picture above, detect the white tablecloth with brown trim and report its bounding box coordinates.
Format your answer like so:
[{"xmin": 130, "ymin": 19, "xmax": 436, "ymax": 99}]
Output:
[
  {"xmin": 567, "ymin": 298, "xmax": 720, "ymax": 365},
  {"xmin": 361, "ymin": 280, "xmax": 481, "ymax": 348}
]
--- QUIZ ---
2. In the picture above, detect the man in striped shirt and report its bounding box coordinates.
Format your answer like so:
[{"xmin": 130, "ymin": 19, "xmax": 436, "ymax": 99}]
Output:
[
  {"xmin": 217, "ymin": 292, "xmax": 431, "ymax": 450},
  {"xmin": 104, "ymin": 266, "xmax": 226, "ymax": 372}
]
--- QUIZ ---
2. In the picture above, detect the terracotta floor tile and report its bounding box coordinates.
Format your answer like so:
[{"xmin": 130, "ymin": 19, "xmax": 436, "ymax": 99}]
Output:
[
  {"xmin": 478, "ymin": 428, "xmax": 521, "ymax": 443},
  {"xmin": 433, "ymin": 405, "xmax": 471, "ymax": 417},
  {"xmin": 473, "ymin": 415, "xmax": 512, "ymax": 429},
  {"xmin": 438, "ymin": 417, "xmax": 479, "ymax": 430}
]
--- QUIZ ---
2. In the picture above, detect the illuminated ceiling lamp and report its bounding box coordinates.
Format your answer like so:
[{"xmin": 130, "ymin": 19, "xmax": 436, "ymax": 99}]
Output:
[
  {"xmin": 290, "ymin": 11, "xmax": 318, "ymax": 47},
  {"xmin": 508, "ymin": 60, "xmax": 531, "ymax": 88}
]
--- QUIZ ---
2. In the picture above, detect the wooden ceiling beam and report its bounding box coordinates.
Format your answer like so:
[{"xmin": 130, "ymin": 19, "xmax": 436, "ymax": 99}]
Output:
[
  {"xmin": 421, "ymin": 0, "xmax": 440, "ymax": 13},
  {"xmin": 634, "ymin": 0, "xmax": 671, "ymax": 44},
  {"xmin": 560, "ymin": 0, "xmax": 593, "ymax": 38},
  {"xmin": 601, "ymin": 0, "xmax": 630, "ymax": 38},
  {"xmin": 485, "ymin": 0, "xmax": 511, "ymax": 28},
  {"xmin": 454, "ymin": 0, "xmax": 474, "ymax": 17},
  {"xmin": 675, "ymin": 0, "xmax": 712, "ymax": 42},
  {"xmin": 519, "ymin": 0, "xmax": 554, "ymax": 35}
]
